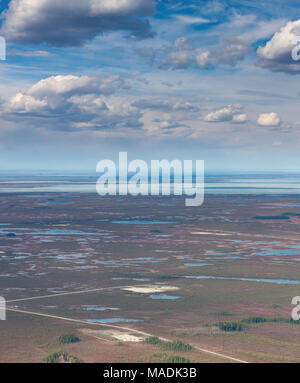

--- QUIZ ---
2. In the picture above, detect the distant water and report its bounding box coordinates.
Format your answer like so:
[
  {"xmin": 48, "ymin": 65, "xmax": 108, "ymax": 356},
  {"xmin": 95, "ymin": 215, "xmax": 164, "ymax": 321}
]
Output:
[
  {"xmin": 254, "ymin": 248, "xmax": 300, "ymax": 256},
  {"xmin": 1, "ymin": 173, "xmax": 300, "ymax": 194},
  {"xmin": 185, "ymin": 276, "xmax": 300, "ymax": 285},
  {"xmin": 112, "ymin": 220, "xmax": 174, "ymax": 225},
  {"xmin": 206, "ymin": 256, "xmax": 248, "ymax": 260},
  {"xmin": 149, "ymin": 294, "xmax": 181, "ymax": 300},
  {"xmin": 83, "ymin": 307, "xmax": 119, "ymax": 312},
  {"xmin": 87, "ymin": 318, "xmax": 139, "ymax": 323},
  {"xmin": 184, "ymin": 263, "xmax": 213, "ymax": 267}
]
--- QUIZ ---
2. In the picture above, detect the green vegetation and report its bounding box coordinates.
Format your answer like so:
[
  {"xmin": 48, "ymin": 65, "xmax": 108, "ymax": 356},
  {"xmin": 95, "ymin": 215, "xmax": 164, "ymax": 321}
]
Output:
[
  {"xmin": 144, "ymin": 336, "xmax": 161, "ymax": 345},
  {"xmin": 207, "ymin": 316, "xmax": 300, "ymax": 332},
  {"xmin": 144, "ymin": 337, "xmax": 193, "ymax": 352},
  {"xmin": 269, "ymin": 317, "xmax": 300, "ymax": 325},
  {"xmin": 167, "ymin": 355, "xmax": 191, "ymax": 363},
  {"xmin": 163, "ymin": 340, "xmax": 193, "ymax": 352},
  {"xmin": 241, "ymin": 316, "xmax": 300, "ymax": 325},
  {"xmin": 149, "ymin": 352, "xmax": 190, "ymax": 363},
  {"xmin": 57, "ymin": 333, "xmax": 80, "ymax": 344},
  {"xmin": 45, "ymin": 351, "xmax": 82, "ymax": 363},
  {"xmin": 217, "ymin": 321, "xmax": 244, "ymax": 332},
  {"xmin": 210, "ymin": 311, "xmax": 235, "ymax": 317},
  {"xmin": 241, "ymin": 317, "xmax": 267, "ymax": 324}
]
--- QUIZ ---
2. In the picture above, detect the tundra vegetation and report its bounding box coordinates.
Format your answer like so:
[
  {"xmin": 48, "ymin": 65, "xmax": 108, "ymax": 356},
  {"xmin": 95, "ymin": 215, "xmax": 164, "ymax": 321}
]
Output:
[
  {"xmin": 57, "ymin": 334, "xmax": 80, "ymax": 344},
  {"xmin": 45, "ymin": 351, "xmax": 82, "ymax": 363},
  {"xmin": 149, "ymin": 352, "xmax": 191, "ymax": 363},
  {"xmin": 144, "ymin": 337, "xmax": 193, "ymax": 352},
  {"xmin": 210, "ymin": 317, "xmax": 300, "ymax": 332}
]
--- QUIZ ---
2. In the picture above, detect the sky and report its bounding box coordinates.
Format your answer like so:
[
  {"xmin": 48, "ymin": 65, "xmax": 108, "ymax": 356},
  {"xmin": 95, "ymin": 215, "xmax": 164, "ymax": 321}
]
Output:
[{"xmin": 0, "ymin": 0, "xmax": 299, "ymax": 171}]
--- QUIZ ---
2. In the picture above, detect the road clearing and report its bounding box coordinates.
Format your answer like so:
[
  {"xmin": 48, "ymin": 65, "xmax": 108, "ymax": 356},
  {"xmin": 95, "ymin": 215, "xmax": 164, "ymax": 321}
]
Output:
[{"xmin": 6, "ymin": 306, "xmax": 248, "ymax": 364}]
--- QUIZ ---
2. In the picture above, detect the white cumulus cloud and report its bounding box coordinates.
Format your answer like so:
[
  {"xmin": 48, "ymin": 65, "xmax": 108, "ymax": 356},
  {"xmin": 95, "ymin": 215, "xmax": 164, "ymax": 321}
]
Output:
[
  {"xmin": 1, "ymin": 75, "xmax": 143, "ymax": 131},
  {"xmin": 257, "ymin": 19, "xmax": 300, "ymax": 73},
  {"xmin": 257, "ymin": 112, "xmax": 281, "ymax": 126},
  {"xmin": 204, "ymin": 104, "xmax": 246, "ymax": 123},
  {"xmin": 1, "ymin": 0, "xmax": 155, "ymax": 46},
  {"xmin": 232, "ymin": 113, "xmax": 247, "ymax": 123}
]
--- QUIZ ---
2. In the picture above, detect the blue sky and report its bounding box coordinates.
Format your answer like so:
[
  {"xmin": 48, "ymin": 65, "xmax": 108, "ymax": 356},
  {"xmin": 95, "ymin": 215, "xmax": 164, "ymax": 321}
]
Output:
[{"xmin": 0, "ymin": 0, "xmax": 299, "ymax": 171}]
